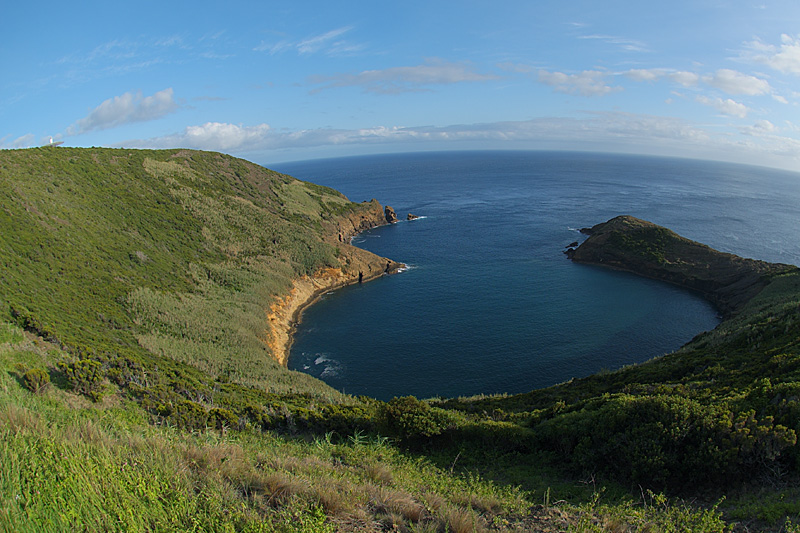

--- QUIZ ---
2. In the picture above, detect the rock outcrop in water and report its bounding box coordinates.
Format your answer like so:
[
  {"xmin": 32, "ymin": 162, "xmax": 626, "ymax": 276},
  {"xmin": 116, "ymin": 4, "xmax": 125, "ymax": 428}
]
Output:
[
  {"xmin": 385, "ymin": 205, "xmax": 398, "ymax": 223},
  {"xmin": 566, "ymin": 215, "xmax": 796, "ymax": 317}
]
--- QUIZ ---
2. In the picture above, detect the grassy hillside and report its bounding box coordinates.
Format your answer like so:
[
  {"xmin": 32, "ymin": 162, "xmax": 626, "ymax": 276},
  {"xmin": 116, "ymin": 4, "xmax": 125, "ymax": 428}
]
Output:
[
  {"xmin": 0, "ymin": 147, "xmax": 397, "ymax": 399},
  {"xmin": 1, "ymin": 149, "xmax": 799, "ymax": 531}
]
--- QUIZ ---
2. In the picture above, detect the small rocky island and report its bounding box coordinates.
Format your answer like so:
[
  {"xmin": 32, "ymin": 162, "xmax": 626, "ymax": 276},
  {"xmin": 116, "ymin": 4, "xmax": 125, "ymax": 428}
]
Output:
[
  {"xmin": 385, "ymin": 205, "xmax": 421, "ymax": 222},
  {"xmin": 566, "ymin": 215, "xmax": 796, "ymax": 317}
]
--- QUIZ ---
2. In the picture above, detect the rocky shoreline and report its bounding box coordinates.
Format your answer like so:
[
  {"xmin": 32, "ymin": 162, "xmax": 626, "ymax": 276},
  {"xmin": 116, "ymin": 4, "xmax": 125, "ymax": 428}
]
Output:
[{"xmin": 265, "ymin": 200, "xmax": 404, "ymax": 366}]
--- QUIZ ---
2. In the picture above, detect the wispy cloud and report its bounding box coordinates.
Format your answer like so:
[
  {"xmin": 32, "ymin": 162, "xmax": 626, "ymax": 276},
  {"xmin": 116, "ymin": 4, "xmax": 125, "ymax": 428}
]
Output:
[
  {"xmin": 118, "ymin": 112, "xmax": 800, "ymax": 169},
  {"xmin": 119, "ymin": 113, "xmax": 709, "ymax": 153},
  {"xmin": 623, "ymin": 67, "xmax": 777, "ymax": 107},
  {"xmin": 578, "ymin": 34, "xmax": 649, "ymax": 53},
  {"xmin": 297, "ymin": 26, "xmax": 353, "ymax": 54},
  {"xmin": 1, "ymin": 133, "xmax": 37, "ymax": 148},
  {"xmin": 739, "ymin": 119, "xmax": 777, "ymax": 136},
  {"xmin": 66, "ymin": 88, "xmax": 180, "ymax": 136},
  {"xmin": 254, "ymin": 26, "xmax": 364, "ymax": 57},
  {"xmin": 537, "ymin": 69, "xmax": 621, "ymax": 96},
  {"xmin": 309, "ymin": 58, "xmax": 498, "ymax": 94}
]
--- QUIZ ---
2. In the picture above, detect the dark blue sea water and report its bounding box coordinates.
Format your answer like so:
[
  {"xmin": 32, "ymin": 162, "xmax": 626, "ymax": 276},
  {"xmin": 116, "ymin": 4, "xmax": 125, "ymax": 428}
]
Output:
[{"xmin": 273, "ymin": 151, "xmax": 800, "ymax": 400}]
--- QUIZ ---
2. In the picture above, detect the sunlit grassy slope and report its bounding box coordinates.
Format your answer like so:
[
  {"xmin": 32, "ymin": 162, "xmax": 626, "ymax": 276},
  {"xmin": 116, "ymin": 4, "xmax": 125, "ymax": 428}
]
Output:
[
  {"xmin": 0, "ymin": 147, "xmax": 385, "ymax": 398},
  {"xmin": 2, "ymin": 148, "xmax": 799, "ymax": 531}
]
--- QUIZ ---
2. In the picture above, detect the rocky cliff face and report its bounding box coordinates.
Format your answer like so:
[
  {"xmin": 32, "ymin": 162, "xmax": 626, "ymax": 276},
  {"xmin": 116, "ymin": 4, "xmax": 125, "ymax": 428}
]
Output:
[
  {"xmin": 567, "ymin": 215, "xmax": 796, "ymax": 317},
  {"xmin": 268, "ymin": 200, "xmax": 404, "ymax": 365},
  {"xmin": 326, "ymin": 199, "xmax": 392, "ymax": 244},
  {"xmin": 321, "ymin": 199, "xmax": 403, "ymax": 280}
]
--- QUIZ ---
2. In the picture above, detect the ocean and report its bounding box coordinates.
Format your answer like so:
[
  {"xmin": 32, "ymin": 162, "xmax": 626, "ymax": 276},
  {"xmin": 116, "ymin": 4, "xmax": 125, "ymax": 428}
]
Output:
[{"xmin": 273, "ymin": 151, "xmax": 800, "ymax": 401}]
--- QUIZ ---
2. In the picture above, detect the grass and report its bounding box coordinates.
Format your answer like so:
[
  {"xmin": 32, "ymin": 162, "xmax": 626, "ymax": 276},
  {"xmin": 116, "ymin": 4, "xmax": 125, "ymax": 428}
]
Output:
[
  {"xmin": 0, "ymin": 334, "xmax": 529, "ymax": 532},
  {"xmin": 0, "ymin": 319, "xmax": 736, "ymax": 531},
  {"xmin": 2, "ymin": 147, "xmax": 799, "ymax": 530},
  {"xmin": 0, "ymin": 147, "xmax": 377, "ymax": 398}
]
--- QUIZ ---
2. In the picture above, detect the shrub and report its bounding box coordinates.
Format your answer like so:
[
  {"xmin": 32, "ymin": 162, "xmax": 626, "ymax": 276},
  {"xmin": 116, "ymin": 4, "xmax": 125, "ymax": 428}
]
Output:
[
  {"xmin": 382, "ymin": 396, "xmax": 456, "ymax": 441},
  {"xmin": 534, "ymin": 393, "xmax": 797, "ymax": 489},
  {"xmin": 157, "ymin": 399, "xmax": 209, "ymax": 429},
  {"xmin": 208, "ymin": 407, "xmax": 238, "ymax": 430},
  {"xmin": 22, "ymin": 367, "xmax": 50, "ymax": 394},
  {"xmin": 57, "ymin": 359, "xmax": 104, "ymax": 401}
]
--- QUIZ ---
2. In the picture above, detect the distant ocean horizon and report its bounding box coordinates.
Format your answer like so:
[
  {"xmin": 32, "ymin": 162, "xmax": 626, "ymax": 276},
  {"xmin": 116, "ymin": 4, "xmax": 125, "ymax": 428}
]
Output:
[{"xmin": 273, "ymin": 151, "xmax": 800, "ymax": 400}]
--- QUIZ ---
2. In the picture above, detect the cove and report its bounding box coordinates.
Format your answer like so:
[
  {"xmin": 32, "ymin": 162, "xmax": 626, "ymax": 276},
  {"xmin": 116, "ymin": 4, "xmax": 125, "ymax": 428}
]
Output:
[{"xmin": 274, "ymin": 151, "xmax": 800, "ymax": 400}]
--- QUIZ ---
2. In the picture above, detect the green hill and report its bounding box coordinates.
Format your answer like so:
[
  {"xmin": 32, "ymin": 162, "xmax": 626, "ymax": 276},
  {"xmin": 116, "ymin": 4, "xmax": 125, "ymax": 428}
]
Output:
[
  {"xmin": 2, "ymin": 148, "xmax": 798, "ymax": 531},
  {"xmin": 0, "ymin": 147, "xmax": 401, "ymax": 399}
]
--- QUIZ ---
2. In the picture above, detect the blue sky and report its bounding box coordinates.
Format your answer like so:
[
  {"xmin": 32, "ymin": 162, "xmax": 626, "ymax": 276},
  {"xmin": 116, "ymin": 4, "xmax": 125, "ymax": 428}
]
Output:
[{"xmin": 4, "ymin": 1, "xmax": 800, "ymax": 170}]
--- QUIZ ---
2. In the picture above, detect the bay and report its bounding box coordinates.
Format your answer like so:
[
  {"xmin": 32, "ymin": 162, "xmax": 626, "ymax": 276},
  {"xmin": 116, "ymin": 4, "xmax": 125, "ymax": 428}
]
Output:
[{"xmin": 273, "ymin": 151, "xmax": 800, "ymax": 400}]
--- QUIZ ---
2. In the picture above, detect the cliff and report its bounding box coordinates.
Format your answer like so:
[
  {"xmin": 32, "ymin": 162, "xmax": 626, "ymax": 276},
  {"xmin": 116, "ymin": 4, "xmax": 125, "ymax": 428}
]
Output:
[
  {"xmin": 266, "ymin": 201, "xmax": 404, "ymax": 365},
  {"xmin": 566, "ymin": 215, "xmax": 796, "ymax": 316}
]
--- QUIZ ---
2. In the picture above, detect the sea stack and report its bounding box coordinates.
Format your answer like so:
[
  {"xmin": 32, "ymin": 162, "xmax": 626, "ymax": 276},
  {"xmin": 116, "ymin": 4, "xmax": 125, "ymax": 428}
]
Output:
[{"xmin": 385, "ymin": 206, "xmax": 398, "ymax": 223}]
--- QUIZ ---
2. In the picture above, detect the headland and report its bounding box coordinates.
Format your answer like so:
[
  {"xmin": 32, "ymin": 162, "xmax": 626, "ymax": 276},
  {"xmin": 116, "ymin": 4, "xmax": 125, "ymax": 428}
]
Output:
[{"xmin": 566, "ymin": 215, "xmax": 796, "ymax": 317}]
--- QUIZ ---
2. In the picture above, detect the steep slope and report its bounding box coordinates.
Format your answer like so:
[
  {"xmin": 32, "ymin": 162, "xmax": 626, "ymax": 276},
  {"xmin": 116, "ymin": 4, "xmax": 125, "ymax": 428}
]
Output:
[{"xmin": 0, "ymin": 147, "xmax": 399, "ymax": 397}]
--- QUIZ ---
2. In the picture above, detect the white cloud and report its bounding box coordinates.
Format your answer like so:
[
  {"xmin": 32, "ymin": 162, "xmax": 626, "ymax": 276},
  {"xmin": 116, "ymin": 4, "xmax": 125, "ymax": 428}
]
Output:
[
  {"xmin": 624, "ymin": 69, "xmax": 665, "ymax": 82},
  {"xmin": 670, "ymin": 71, "xmax": 700, "ymax": 87},
  {"xmin": 309, "ymin": 58, "xmax": 498, "ymax": 94},
  {"xmin": 537, "ymin": 70, "xmax": 621, "ymax": 96},
  {"xmin": 695, "ymin": 95, "xmax": 750, "ymax": 118},
  {"xmin": 125, "ymin": 122, "xmax": 272, "ymax": 152},
  {"xmin": 119, "ymin": 113, "xmax": 800, "ymax": 170},
  {"xmin": 702, "ymin": 69, "xmax": 771, "ymax": 96},
  {"xmin": 744, "ymin": 34, "xmax": 800, "ymax": 75},
  {"xmin": 740, "ymin": 119, "xmax": 777, "ymax": 136},
  {"xmin": 67, "ymin": 88, "xmax": 179, "ymax": 135},
  {"xmin": 623, "ymin": 69, "xmax": 699, "ymax": 87}
]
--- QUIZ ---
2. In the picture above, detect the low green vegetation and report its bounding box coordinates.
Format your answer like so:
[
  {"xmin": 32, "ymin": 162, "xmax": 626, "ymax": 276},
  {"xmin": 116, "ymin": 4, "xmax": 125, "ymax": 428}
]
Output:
[
  {"xmin": 1, "ymin": 147, "xmax": 799, "ymax": 530},
  {"xmin": 607, "ymin": 225, "xmax": 673, "ymax": 264},
  {"xmin": 0, "ymin": 327, "xmax": 731, "ymax": 532}
]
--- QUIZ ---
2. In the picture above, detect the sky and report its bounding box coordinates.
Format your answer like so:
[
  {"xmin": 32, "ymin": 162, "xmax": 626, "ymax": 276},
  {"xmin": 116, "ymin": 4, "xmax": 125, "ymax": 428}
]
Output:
[{"xmin": 4, "ymin": 0, "xmax": 800, "ymax": 171}]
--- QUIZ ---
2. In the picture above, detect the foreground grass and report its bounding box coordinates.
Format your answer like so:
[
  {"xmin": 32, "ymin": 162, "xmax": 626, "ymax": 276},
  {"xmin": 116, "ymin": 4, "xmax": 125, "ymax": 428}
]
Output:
[{"xmin": 1, "ymin": 325, "xmax": 735, "ymax": 532}]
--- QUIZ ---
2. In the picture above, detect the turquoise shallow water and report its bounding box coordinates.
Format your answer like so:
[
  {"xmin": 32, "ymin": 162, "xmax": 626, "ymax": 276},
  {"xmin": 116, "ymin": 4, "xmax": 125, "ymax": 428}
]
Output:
[{"xmin": 273, "ymin": 151, "xmax": 800, "ymax": 400}]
